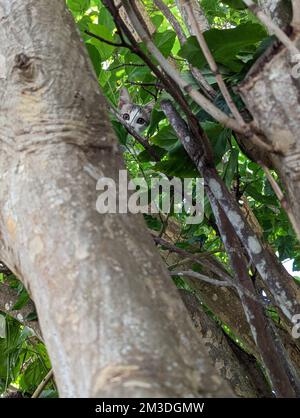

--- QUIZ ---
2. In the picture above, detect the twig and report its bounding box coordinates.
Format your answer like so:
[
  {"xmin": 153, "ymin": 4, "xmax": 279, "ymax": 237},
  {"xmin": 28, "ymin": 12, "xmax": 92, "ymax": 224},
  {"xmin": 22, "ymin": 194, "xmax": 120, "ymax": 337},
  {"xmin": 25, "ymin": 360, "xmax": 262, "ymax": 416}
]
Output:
[
  {"xmin": 262, "ymin": 164, "xmax": 300, "ymax": 241},
  {"xmin": 126, "ymin": 80, "xmax": 163, "ymax": 88},
  {"xmin": 110, "ymin": 63, "xmax": 146, "ymax": 71},
  {"xmin": 84, "ymin": 30, "xmax": 129, "ymax": 48},
  {"xmin": 173, "ymin": 270, "xmax": 231, "ymax": 287},
  {"xmin": 243, "ymin": 0, "xmax": 300, "ymax": 56},
  {"xmin": 154, "ymin": 0, "xmax": 186, "ymax": 45},
  {"xmin": 31, "ymin": 369, "xmax": 54, "ymax": 398}
]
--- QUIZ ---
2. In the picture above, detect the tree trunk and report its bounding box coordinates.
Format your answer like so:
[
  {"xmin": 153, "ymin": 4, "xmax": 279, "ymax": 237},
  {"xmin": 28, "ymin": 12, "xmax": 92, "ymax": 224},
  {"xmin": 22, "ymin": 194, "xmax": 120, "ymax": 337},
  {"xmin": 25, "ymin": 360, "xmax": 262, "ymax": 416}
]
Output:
[
  {"xmin": 258, "ymin": 0, "xmax": 292, "ymax": 29},
  {"xmin": 180, "ymin": 290, "xmax": 272, "ymax": 398},
  {"xmin": 239, "ymin": 34, "xmax": 300, "ymax": 237},
  {"xmin": 0, "ymin": 0, "xmax": 232, "ymax": 397}
]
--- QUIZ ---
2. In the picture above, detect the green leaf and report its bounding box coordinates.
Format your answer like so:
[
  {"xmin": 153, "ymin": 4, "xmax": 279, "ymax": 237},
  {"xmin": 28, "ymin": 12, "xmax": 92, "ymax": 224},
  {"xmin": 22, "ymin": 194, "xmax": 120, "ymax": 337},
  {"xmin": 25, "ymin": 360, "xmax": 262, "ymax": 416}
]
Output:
[
  {"xmin": 112, "ymin": 121, "xmax": 128, "ymax": 145},
  {"xmin": 12, "ymin": 288, "xmax": 29, "ymax": 311},
  {"xmin": 246, "ymin": 185, "xmax": 277, "ymax": 205},
  {"xmin": 153, "ymin": 149, "xmax": 198, "ymax": 178},
  {"xmin": 151, "ymin": 126, "xmax": 179, "ymax": 151},
  {"xmin": 144, "ymin": 214, "xmax": 162, "ymax": 231},
  {"xmin": 222, "ymin": 0, "xmax": 247, "ymax": 9},
  {"xmin": 67, "ymin": 0, "xmax": 90, "ymax": 14},
  {"xmin": 224, "ymin": 149, "xmax": 239, "ymax": 187},
  {"xmin": 153, "ymin": 30, "xmax": 176, "ymax": 57},
  {"xmin": 203, "ymin": 122, "xmax": 231, "ymax": 164},
  {"xmin": 86, "ymin": 44, "xmax": 101, "ymax": 77},
  {"xmin": 179, "ymin": 23, "xmax": 267, "ymax": 72},
  {"xmin": 138, "ymin": 146, "xmax": 166, "ymax": 162},
  {"xmin": 151, "ymin": 14, "xmax": 164, "ymax": 30},
  {"xmin": 147, "ymin": 109, "xmax": 165, "ymax": 137},
  {"xmin": 87, "ymin": 23, "xmax": 115, "ymax": 61},
  {"xmin": 98, "ymin": 4, "xmax": 115, "ymax": 32},
  {"xmin": 19, "ymin": 361, "xmax": 49, "ymax": 393}
]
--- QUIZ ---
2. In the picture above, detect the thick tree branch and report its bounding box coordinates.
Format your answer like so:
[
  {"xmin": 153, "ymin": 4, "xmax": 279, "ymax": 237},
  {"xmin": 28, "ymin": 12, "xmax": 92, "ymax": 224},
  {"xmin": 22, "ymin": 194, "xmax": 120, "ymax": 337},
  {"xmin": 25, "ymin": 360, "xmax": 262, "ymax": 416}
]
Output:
[
  {"xmin": 206, "ymin": 188, "xmax": 299, "ymax": 397},
  {"xmin": 160, "ymin": 99, "xmax": 300, "ymax": 323},
  {"xmin": 292, "ymin": 0, "xmax": 300, "ymax": 31},
  {"xmin": 0, "ymin": 0, "xmax": 232, "ymax": 398}
]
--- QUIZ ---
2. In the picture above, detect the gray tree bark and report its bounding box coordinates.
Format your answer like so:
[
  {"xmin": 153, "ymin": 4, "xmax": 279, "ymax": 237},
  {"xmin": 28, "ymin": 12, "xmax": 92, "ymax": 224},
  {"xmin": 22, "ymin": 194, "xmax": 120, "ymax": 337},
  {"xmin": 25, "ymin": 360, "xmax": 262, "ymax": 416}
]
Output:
[
  {"xmin": 179, "ymin": 290, "xmax": 272, "ymax": 398},
  {"xmin": 0, "ymin": 0, "xmax": 232, "ymax": 398},
  {"xmin": 258, "ymin": 0, "xmax": 292, "ymax": 28},
  {"xmin": 239, "ymin": 26, "xmax": 300, "ymax": 237}
]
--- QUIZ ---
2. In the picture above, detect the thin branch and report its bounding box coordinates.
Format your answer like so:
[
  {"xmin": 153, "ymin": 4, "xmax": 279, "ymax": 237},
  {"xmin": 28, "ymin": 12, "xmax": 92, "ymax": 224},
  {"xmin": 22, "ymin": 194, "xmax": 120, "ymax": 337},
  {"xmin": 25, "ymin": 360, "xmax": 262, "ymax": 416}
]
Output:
[
  {"xmin": 183, "ymin": 1, "xmax": 245, "ymax": 126},
  {"xmin": 243, "ymin": 0, "xmax": 300, "ymax": 56},
  {"xmin": 31, "ymin": 369, "xmax": 54, "ymax": 398},
  {"xmin": 173, "ymin": 270, "xmax": 231, "ymax": 287},
  {"xmin": 110, "ymin": 63, "xmax": 146, "ymax": 71},
  {"xmin": 262, "ymin": 164, "xmax": 300, "ymax": 240},
  {"xmin": 126, "ymin": 80, "xmax": 163, "ymax": 88},
  {"xmin": 84, "ymin": 30, "xmax": 129, "ymax": 48},
  {"xmin": 154, "ymin": 0, "xmax": 186, "ymax": 45}
]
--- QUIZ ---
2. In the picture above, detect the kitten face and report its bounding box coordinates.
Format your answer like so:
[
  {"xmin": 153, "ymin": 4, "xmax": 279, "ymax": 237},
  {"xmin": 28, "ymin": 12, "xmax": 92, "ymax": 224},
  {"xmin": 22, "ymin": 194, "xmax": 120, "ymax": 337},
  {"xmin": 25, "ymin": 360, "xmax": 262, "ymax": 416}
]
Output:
[{"xmin": 118, "ymin": 88, "xmax": 154, "ymax": 135}]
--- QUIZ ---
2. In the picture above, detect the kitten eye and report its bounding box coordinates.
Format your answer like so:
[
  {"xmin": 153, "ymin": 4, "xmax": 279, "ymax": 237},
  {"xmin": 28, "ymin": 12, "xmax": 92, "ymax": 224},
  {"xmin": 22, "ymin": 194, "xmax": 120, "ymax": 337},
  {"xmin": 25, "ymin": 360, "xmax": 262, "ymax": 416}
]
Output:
[
  {"xmin": 123, "ymin": 113, "xmax": 130, "ymax": 121},
  {"xmin": 137, "ymin": 117, "xmax": 145, "ymax": 125}
]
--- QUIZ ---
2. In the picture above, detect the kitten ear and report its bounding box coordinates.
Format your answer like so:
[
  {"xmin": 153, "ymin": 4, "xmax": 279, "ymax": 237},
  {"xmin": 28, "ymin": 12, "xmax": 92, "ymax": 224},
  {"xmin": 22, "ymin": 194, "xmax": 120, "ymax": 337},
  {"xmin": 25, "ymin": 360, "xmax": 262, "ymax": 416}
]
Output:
[
  {"xmin": 144, "ymin": 99, "xmax": 155, "ymax": 114},
  {"xmin": 118, "ymin": 87, "xmax": 131, "ymax": 109}
]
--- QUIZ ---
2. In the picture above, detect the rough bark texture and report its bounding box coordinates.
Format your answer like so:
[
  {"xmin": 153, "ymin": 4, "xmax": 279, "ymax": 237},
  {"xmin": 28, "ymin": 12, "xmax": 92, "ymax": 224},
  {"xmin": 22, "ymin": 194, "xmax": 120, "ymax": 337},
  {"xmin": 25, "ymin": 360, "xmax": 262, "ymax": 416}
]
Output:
[
  {"xmin": 258, "ymin": 0, "xmax": 292, "ymax": 29},
  {"xmin": 179, "ymin": 290, "xmax": 272, "ymax": 398},
  {"xmin": 176, "ymin": 0, "xmax": 209, "ymax": 34},
  {"xmin": 239, "ymin": 35, "xmax": 300, "ymax": 238},
  {"xmin": 0, "ymin": 0, "xmax": 233, "ymax": 398},
  {"xmin": 161, "ymin": 99, "xmax": 300, "ymax": 396}
]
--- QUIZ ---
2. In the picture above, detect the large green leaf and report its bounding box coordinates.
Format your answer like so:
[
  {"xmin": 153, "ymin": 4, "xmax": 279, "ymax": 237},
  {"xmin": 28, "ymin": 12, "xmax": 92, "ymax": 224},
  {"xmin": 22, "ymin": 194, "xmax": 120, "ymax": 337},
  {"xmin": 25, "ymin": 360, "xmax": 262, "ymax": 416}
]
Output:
[
  {"xmin": 151, "ymin": 126, "xmax": 179, "ymax": 151},
  {"xmin": 153, "ymin": 30, "xmax": 176, "ymax": 57},
  {"xmin": 87, "ymin": 23, "xmax": 115, "ymax": 61},
  {"xmin": 179, "ymin": 23, "xmax": 267, "ymax": 72}
]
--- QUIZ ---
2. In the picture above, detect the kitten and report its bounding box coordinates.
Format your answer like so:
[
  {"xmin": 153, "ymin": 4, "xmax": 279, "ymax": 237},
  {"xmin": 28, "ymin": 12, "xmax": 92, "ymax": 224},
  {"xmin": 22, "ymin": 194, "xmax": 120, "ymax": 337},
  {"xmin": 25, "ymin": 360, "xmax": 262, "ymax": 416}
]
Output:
[{"xmin": 118, "ymin": 87, "xmax": 155, "ymax": 135}]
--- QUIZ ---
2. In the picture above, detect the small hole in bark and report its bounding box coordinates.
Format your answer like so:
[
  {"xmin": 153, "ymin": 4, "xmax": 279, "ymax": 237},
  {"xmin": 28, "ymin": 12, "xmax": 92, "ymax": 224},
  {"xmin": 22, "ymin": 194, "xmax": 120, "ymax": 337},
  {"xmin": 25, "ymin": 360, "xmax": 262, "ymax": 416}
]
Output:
[{"xmin": 15, "ymin": 53, "xmax": 31, "ymax": 70}]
